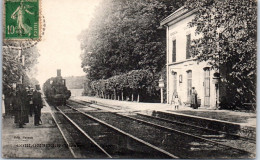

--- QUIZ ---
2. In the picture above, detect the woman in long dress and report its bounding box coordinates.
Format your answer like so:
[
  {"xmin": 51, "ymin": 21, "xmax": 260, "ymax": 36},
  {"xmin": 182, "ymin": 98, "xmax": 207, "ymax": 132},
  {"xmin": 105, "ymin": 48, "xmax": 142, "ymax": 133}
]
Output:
[{"xmin": 191, "ymin": 87, "xmax": 198, "ymax": 109}]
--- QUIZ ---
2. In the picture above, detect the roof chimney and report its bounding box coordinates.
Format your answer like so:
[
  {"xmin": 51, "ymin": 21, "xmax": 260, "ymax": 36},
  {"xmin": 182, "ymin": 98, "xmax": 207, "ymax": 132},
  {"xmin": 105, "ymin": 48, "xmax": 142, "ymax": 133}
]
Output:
[{"xmin": 57, "ymin": 69, "xmax": 61, "ymax": 77}]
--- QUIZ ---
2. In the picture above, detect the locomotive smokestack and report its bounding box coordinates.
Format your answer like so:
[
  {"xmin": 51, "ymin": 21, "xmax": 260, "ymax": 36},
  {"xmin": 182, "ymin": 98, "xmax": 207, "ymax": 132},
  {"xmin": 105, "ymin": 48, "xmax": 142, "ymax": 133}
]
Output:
[{"xmin": 57, "ymin": 69, "xmax": 61, "ymax": 77}]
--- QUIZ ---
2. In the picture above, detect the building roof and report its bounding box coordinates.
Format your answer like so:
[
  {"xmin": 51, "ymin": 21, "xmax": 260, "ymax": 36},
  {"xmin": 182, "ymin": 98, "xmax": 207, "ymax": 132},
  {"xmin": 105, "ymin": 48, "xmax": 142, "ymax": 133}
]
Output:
[{"xmin": 159, "ymin": 6, "xmax": 197, "ymax": 28}]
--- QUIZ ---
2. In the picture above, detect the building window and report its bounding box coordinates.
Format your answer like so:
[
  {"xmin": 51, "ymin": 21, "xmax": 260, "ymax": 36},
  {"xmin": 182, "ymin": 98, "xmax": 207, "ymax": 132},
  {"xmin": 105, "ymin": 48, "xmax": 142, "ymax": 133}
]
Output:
[
  {"xmin": 186, "ymin": 34, "xmax": 191, "ymax": 59},
  {"xmin": 172, "ymin": 40, "xmax": 176, "ymax": 62},
  {"xmin": 187, "ymin": 70, "xmax": 192, "ymax": 100}
]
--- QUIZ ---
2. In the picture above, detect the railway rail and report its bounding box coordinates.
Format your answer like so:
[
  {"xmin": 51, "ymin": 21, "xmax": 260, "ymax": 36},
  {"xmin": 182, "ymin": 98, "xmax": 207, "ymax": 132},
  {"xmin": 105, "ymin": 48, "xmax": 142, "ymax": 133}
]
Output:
[
  {"xmin": 67, "ymin": 99, "xmax": 255, "ymax": 158},
  {"xmin": 44, "ymin": 98, "xmax": 112, "ymax": 158},
  {"xmin": 47, "ymin": 103, "xmax": 110, "ymax": 158},
  {"xmin": 126, "ymin": 113, "xmax": 255, "ymax": 154},
  {"xmin": 134, "ymin": 112, "xmax": 256, "ymax": 143},
  {"xmin": 51, "ymin": 101, "xmax": 178, "ymax": 158},
  {"xmin": 69, "ymin": 99, "xmax": 255, "ymax": 143}
]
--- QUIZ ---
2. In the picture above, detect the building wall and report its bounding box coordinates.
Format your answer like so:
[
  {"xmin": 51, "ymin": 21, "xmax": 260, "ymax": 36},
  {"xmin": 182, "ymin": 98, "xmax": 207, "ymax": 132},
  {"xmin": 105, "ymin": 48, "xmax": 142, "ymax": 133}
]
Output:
[
  {"xmin": 166, "ymin": 13, "xmax": 220, "ymax": 108},
  {"xmin": 168, "ymin": 61, "xmax": 218, "ymax": 108},
  {"xmin": 168, "ymin": 15, "xmax": 196, "ymax": 63}
]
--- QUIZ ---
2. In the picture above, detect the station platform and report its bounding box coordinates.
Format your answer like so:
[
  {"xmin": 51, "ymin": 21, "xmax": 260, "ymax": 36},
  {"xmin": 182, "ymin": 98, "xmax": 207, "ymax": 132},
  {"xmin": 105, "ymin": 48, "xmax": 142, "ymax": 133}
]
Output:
[{"xmin": 2, "ymin": 105, "xmax": 73, "ymax": 158}]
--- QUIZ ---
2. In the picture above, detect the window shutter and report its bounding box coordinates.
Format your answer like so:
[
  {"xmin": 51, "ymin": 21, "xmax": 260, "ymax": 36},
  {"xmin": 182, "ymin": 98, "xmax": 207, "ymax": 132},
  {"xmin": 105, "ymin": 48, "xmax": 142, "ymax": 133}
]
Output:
[
  {"xmin": 172, "ymin": 40, "xmax": 176, "ymax": 62},
  {"xmin": 186, "ymin": 34, "xmax": 191, "ymax": 59}
]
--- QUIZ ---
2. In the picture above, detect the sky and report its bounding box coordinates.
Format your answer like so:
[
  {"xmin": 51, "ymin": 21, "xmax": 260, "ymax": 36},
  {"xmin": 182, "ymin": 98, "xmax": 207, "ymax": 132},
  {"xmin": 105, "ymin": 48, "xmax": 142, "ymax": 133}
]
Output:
[{"xmin": 36, "ymin": 0, "xmax": 102, "ymax": 85}]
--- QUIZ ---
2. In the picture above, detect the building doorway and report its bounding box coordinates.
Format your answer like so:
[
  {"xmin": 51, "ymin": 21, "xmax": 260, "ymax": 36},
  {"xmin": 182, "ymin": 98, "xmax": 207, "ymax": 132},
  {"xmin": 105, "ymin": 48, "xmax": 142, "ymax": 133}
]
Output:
[
  {"xmin": 204, "ymin": 68, "xmax": 210, "ymax": 107},
  {"xmin": 171, "ymin": 72, "xmax": 178, "ymax": 103}
]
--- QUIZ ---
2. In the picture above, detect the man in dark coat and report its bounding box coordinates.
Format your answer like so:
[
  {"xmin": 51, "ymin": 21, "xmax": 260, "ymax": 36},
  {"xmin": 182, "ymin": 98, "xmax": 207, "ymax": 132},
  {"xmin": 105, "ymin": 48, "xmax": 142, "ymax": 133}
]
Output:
[
  {"xmin": 26, "ymin": 87, "xmax": 34, "ymax": 116},
  {"xmin": 32, "ymin": 85, "xmax": 43, "ymax": 126},
  {"xmin": 14, "ymin": 84, "xmax": 29, "ymax": 128}
]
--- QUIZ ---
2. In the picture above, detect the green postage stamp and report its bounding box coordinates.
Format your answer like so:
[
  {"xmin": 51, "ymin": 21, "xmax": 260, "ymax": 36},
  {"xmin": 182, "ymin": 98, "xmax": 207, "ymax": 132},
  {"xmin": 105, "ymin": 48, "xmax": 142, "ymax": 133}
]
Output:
[{"xmin": 5, "ymin": 0, "xmax": 40, "ymax": 40}]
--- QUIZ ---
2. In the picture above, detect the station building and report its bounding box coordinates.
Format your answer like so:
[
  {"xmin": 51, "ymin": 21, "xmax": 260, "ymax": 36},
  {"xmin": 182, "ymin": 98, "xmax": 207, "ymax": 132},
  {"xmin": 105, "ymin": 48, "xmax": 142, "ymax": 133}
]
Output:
[{"xmin": 160, "ymin": 7, "xmax": 226, "ymax": 109}]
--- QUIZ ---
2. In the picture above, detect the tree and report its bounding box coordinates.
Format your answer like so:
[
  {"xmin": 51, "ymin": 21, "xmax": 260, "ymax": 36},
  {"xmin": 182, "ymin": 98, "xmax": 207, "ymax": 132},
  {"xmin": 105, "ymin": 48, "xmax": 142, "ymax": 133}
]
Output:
[
  {"xmin": 2, "ymin": 43, "xmax": 40, "ymax": 95},
  {"xmin": 80, "ymin": 0, "xmax": 185, "ymax": 80},
  {"xmin": 90, "ymin": 69, "xmax": 154, "ymax": 102},
  {"xmin": 2, "ymin": 48, "xmax": 22, "ymax": 93},
  {"xmin": 79, "ymin": 0, "xmax": 185, "ymax": 102},
  {"xmin": 3, "ymin": 42, "xmax": 40, "ymax": 115},
  {"xmin": 185, "ymin": 0, "xmax": 257, "ymax": 108}
]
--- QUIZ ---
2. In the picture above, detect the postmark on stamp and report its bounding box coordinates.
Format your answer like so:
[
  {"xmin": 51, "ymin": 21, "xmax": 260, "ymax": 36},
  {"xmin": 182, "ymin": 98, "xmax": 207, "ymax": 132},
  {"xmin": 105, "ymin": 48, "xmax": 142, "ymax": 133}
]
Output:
[{"xmin": 5, "ymin": 0, "xmax": 40, "ymax": 40}]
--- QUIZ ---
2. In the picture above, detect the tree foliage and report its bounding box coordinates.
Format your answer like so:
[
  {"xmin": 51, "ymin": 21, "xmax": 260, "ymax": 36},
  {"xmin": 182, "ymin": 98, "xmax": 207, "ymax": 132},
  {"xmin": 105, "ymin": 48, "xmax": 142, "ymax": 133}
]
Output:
[
  {"xmin": 80, "ymin": 0, "xmax": 184, "ymax": 80},
  {"xmin": 80, "ymin": 0, "xmax": 184, "ymax": 102},
  {"xmin": 90, "ymin": 69, "xmax": 159, "ymax": 102},
  {"xmin": 184, "ymin": 0, "xmax": 257, "ymax": 108},
  {"xmin": 2, "ymin": 42, "xmax": 40, "ymax": 95}
]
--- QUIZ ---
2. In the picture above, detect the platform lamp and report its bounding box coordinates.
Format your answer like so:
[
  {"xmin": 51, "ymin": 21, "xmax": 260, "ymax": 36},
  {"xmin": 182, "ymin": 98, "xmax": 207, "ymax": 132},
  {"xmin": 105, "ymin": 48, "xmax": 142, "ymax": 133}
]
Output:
[
  {"xmin": 158, "ymin": 75, "xmax": 165, "ymax": 103},
  {"xmin": 18, "ymin": 44, "xmax": 25, "ymax": 84},
  {"xmin": 212, "ymin": 72, "xmax": 221, "ymax": 109}
]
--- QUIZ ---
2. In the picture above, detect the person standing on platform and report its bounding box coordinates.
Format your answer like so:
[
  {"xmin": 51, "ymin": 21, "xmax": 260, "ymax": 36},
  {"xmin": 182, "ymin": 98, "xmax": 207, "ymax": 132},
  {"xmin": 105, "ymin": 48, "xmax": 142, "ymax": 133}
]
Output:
[
  {"xmin": 191, "ymin": 87, "xmax": 198, "ymax": 109},
  {"xmin": 9, "ymin": 89, "xmax": 16, "ymax": 116},
  {"xmin": 26, "ymin": 87, "xmax": 34, "ymax": 117},
  {"xmin": 173, "ymin": 95, "xmax": 181, "ymax": 110},
  {"xmin": 14, "ymin": 84, "xmax": 29, "ymax": 128},
  {"xmin": 32, "ymin": 85, "xmax": 43, "ymax": 126}
]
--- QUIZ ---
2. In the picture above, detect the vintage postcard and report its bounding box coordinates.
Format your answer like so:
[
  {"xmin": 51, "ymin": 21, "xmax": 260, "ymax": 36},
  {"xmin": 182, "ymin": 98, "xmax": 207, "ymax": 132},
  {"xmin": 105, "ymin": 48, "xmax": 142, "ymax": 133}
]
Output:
[{"xmin": 2, "ymin": 0, "xmax": 256, "ymax": 159}]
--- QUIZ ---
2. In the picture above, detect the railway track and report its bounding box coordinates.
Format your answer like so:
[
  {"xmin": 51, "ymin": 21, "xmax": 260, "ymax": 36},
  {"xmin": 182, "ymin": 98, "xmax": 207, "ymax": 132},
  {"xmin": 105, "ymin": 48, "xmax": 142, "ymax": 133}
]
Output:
[
  {"xmin": 69, "ymin": 99, "xmax": 255, "ymax": 142},
  {"xmin": 52, "ymin": 104, "xmax": 178, "ymax": 158},
  {"xmin": 47, "ymin": 101, "xmax": 110, "ymax": 158},
  {"xmin": 127, "ymin": 113, "xmax": 255, "ymax": 153},
  {"xmin": 68, "ymin": 99, "xmax": 255, "ymax": 158},
  {"xmin": 154, "ymin": 110, "xmax": 256, "ymax": 140}
]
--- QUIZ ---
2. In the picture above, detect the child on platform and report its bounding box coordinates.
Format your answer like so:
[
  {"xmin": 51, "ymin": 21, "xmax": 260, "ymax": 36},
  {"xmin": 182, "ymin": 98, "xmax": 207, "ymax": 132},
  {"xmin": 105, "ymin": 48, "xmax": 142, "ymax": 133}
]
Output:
[{"xmin": 173, "ymin": 95, "xmax": 181, "ymax": 110}]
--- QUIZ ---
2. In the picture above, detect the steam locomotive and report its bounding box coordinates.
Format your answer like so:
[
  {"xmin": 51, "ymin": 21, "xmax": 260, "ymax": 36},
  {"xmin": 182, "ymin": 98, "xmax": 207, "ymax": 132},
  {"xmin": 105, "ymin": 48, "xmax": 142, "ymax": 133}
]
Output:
[{"xmin": 43, "ymin": 69, "xmax": 71, "ymax": 105}]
